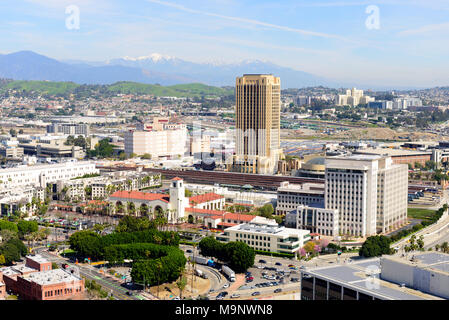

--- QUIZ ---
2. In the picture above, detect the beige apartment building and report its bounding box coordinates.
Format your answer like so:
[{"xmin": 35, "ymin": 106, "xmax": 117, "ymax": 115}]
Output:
[
  {"xmin": 337, "ymin": 88, "xmax": 375, "ymax": 106},
  {"xmin": 229, "ymin": 74, "xmax": 282, "ymax": 174},
  {"xmin": 124, "ymin": 118, "xmax": 187, "ymax": 159}
]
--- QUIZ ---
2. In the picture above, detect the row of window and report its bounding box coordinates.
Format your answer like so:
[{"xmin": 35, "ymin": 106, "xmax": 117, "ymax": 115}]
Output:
[
  {"xmin": 44, "ymin": 287, "xmax": 81, "ymax": 298},
  {"xmin": 235, "ymin": 233, "xmax": 271, "ymax": 241}
]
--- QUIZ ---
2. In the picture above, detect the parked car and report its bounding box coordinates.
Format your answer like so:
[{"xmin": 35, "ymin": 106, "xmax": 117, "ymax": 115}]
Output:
[
  {"xmin": 223, "ymin": 283, "xmax": 229, "ymax": 289},
  {"xmin": 252, "ymin": 292, "xmax": 261, "ymax": 296},
  {"xmin": 230, "ymin": 293, "xmax": 240, "ymax": 299},
  {"xmin": 186, "ymin": 249, "xmax": 192, "ymax": 253},
  {"xmin": 274, "ymin": 288, "xmax": 282, "ymax": 293},
  {"xmin": 275, "ymin": 262, "xmax": 282, "ymax": 266},
  {"xmin": 259, "ymin": 259, "xmax": 266, "ymax": 264}
]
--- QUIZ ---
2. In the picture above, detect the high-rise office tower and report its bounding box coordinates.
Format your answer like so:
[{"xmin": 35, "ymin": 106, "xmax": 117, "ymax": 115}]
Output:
[{"xmin": 229, "ymin": 74, "xmax": 282, "ymax": 174}]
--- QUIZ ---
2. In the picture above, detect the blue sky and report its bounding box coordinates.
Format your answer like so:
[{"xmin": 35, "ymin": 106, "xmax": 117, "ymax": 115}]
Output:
[{"xmin": 1, "ymin": 0, "xmax": 449, "ymax": 87}]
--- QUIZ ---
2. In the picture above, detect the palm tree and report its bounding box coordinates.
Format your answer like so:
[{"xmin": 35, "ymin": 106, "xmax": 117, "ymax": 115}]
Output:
[
  {"xmin": 441, "ymin": 242, "xmax": 449, "ymax": 254},
  {"xmin": 176, "ymin": 268, "xmax": 187, "ymax": 299},
  {"xmin": 155, "ymin": 259, "xmax": 163, "ymax": 299}
]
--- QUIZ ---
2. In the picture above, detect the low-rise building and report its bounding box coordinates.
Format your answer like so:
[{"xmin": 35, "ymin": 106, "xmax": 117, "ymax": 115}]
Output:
[
  {"xmin": 0, "ymin": 161, "xmax": 98, "ymax": 190},
  {"xmin": 216, "ymin": 221, "xmax": 310, "ymax": 256},
  {"xmin": 0, "ymin": 281, "xmax": 5, "ymax": 299},
  {"xmin": 276, "ymin": 181, "xmax": 324, "ymax": 215},
  {"xmin": 0, "ymin": 254, "xmax": 84, "ymax": 300},
  {"xmin": 300, "ymin": 253, "xmax": 447, "ymax": 300},
  {"xmin": 286, "ymin": 204, "xmax": 339, "ymax": 237}
]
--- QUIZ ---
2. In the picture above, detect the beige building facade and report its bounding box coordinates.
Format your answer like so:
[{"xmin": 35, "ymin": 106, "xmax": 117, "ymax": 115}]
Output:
[{"xmin": 229, "ymin": 74, "xmax": 282, "ymax": 174}]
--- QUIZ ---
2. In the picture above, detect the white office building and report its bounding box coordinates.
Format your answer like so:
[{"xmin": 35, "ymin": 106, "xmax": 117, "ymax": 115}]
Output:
[
  {"xmin": 0, "ymin": 161, "xmax": 98, "ymax": 190},
  {"xmin": 325, "ymin": 155, "xmax": 407, "ymax": 237},
  {"xmin": 276, "ymin": 182, "xmax": 325, "ymax": 215},
  {"xmin": 124, "ymin": 122, "xmax": 187, "ymax": 159},
  {"xmin": 286, "ymin": 205, "xmax": 339, "ymax": 237},
  {"xmin": 47, "ymin": 123, "xmax": 90, "ymax": 136},
  {"xmin": 216, "ymin": 221, "xmax": 311, "ymax": 256}
]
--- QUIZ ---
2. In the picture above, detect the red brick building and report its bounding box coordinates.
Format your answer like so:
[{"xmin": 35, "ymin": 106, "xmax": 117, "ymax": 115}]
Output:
[
  {"xmin": 0, "ymin": 281, "xmax": 5, "ymax": 299},
  {"xmin": 0, "ymin": 254, "xmax": 84, "ymax": 300}
]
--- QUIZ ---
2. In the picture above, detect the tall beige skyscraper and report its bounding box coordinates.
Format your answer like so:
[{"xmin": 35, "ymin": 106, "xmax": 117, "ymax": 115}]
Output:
[{"xmin": 229, "ymin": 74, "xmax": 282, "ymax": 174}]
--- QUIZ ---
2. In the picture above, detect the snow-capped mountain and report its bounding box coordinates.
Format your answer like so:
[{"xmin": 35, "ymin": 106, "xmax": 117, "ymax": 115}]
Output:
[
  {"xmin": 0, "ymin": 51, "xmax": 334, "ymax": 88},
  {"xmin": 106, "ymin": 54, "xmax": 331, "ymax": 88}
]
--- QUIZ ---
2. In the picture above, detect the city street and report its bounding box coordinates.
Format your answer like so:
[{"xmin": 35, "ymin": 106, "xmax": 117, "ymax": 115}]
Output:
[{"xmin": 34, "ymin": 248, "xmax": 145, "ymax": 301}]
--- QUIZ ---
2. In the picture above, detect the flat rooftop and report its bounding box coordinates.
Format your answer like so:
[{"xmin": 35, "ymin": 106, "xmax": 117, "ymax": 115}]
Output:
[
  {"xmin": 302, "ymin": 257, "xmax": 442, "ymax": 300},
  {"xmin": 0, "ymin": 161, "xmax": 95, "ymax": 174},
  {"xmin": 226, "ymin": 222, "xmax": 310, "ymax": 237},
  {"xmin": 0, "ymin": 266, "xmax": 20, "ymax": 277},
  {"xmin": 354, "ymin": 148, "xmax": 431, "ymax": 157},
  {"xmin": 385, "ymin": 252, "xmax": 449, "ymax": 276},
  {"xmin": 278, "ymin": 182, "xmax": 325, "ymax": 194},
  {"xmin": 12, "ymin": 264, "xmax": 36, "ymax": 274},
  {"xmin": 24, "ymin": 269, "xmax": 82, "ymax": 286},
  {"xmin": 26, "ymin": 254, "xmax": 50, "ymax": 264}
]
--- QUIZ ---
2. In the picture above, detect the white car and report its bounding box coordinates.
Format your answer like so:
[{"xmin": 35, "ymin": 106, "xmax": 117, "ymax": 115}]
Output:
[
  {"xmin": 230, "ymin": 293, "xmax": 240, "ymax": 298},
  {"xmin": 223, "ymin": 283, "xmax": 230, "ymax": 289}
]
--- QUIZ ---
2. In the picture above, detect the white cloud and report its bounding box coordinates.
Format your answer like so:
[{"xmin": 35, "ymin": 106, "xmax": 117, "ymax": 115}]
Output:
[
  {"xmin": 398, "ymin": 22, "xmax": 449, "ymax": 36},
  {"xmin": 146, "ymin": 0, "xmax": 353, "ymax": 42}
]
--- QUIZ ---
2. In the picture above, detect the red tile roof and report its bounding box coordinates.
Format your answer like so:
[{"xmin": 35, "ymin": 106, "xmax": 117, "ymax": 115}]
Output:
[
  {"xmin": 109, "ymin": 190, "xmax": 169, "ymax": 203},
  {"xmin": 217, "ymin": 222, "xmax": 238, "ymax": 227},
  {"xmin": 223, "ymin": 212, "xmax": 255, "ymax": 222},
  {"xmin": 189, "ymin": 192, "xmax": 224, "ymax": 205},
  {"xmin": 172, "ymin": 177, "xmax": 183, "ymax": 181},
  {"xmin": 207, "ymin": 215, "xmax": 224, "ymax": 220},
  {"xmin": 185, "ymin": 207, "xmax": 226, "ymax": 216},
  {"xmin": 230, "ymin": 203, "xmax": 254, "ymax": 207}
]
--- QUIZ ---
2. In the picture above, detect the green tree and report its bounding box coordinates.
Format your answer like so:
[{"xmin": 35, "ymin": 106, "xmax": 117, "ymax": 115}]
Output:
[
  {"xmin": 0, "ymin": 254, "xmax": 5, "ymax": 265},
  {"xmin": 68, "ymin": 230, "xmax": 102, "ymax": 259},
  {"xmin": 0, "ymin": 220, "xmax": 19, "ymax": 233},
  {"xmin": 118, "ymin": 152, "xmax": 127, "ymax": 160},
  {"xmin": 90, "ymin": 139, "xmax": 114, "ymax": 158},
  {"xmin": 17, "ymin": 220, "xmax": 38, "ymax": 237},
  {"xmin": 359, "ymin": 235, "xmax": 392, "ymax": 258},
  {"xmin": 224, "ymin": 241, "xmax": 255, "ymax": 272},
  {"xmin": 185, "ymin": 189, "xmax": 193, "ymax": 197}
]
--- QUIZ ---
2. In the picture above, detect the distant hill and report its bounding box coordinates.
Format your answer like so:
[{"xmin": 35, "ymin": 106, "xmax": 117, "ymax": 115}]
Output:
[
  {"xmin": 0, "ymin": 51, "xmax": 194, "ymax": 86},
  {"xmin": 1, "ymin": 50, "xmax": 333, "ymax": 88},
  {"xmin": 0, "ymin": 79, "xmax": 234, "ymax": 98}
]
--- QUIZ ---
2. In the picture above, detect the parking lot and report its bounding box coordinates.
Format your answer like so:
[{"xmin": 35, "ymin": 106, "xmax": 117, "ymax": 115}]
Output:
[{"xmin": 237, "ymin": 259, "xmax": 301, "ymax": 293}]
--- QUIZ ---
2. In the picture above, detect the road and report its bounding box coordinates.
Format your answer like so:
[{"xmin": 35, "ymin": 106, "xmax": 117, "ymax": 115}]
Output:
[
  {"xmin": 424, "ymin": 224, "xmax": 449, "ymax": 250},
  {"xmin": 35, "ymin": 248, "xmax": 144, "ymax": 301}
]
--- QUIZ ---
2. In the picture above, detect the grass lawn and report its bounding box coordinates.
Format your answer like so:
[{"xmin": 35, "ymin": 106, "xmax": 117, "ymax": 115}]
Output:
[{"xmin": 407, "ymin": 208, "xmax": 437, "ymax": 220}]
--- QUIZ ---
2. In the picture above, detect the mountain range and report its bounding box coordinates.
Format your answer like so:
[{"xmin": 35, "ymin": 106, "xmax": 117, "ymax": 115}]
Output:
[{"xmin": 0, "ymin": 51, "xmax": 333, "ymax": 89}]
